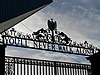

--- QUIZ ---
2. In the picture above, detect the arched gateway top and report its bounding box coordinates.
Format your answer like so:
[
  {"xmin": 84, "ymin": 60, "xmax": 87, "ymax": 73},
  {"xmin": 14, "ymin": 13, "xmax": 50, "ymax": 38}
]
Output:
[{"xmin": 0, "ymin": 19, "xmax": 99, "ymax": 56}]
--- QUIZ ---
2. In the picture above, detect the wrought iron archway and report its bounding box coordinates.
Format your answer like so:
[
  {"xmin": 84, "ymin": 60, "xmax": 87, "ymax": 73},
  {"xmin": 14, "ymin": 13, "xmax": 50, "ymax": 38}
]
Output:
[
  {"xmin": 1, "ymin": 19, "xmax": 99, "ymax": 56},
  {"xmin": 0, "ymin": 19, "xmax": 99, "ymax": 75}
]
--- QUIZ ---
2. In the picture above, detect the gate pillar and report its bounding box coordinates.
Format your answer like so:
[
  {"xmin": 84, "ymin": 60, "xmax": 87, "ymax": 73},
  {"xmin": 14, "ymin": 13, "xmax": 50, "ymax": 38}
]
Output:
[
  {"xmin": 0, "ymin": 44, "xmax": 6, "ymax": 75},
  {"xmin": 87, "ymin": 51, "xmax": 100, "ymax": 75}
]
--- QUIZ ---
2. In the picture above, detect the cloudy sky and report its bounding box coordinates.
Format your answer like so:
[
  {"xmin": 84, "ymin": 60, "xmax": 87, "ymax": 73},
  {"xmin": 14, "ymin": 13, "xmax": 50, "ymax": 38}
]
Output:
[{"xmin": 6, "ymin": 0, "xmax": 100, "ymax": 64}]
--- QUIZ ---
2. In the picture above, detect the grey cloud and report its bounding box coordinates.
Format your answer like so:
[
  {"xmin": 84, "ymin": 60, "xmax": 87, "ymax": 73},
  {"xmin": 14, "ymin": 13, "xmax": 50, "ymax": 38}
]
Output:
[
  {"xmin": 86, "ymin": 32, "xmax": 100, "ymax": 41},
  {"xmin": 48, "ymin": 0, "xmax": 100, "ymax": 15}
]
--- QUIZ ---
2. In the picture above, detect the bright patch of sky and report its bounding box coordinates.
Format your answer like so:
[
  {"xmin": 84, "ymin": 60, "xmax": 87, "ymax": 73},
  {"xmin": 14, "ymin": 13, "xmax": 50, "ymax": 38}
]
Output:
[{"xmin": 5, "ymin": 0, "xmax": 100, "ymax": 64}]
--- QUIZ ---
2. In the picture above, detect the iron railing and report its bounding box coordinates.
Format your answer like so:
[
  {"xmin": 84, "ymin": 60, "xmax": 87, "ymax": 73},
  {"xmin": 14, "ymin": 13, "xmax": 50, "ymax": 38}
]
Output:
[{"xmin": 5, "ymin": 56, "xmax": 91, "ymax": 75}]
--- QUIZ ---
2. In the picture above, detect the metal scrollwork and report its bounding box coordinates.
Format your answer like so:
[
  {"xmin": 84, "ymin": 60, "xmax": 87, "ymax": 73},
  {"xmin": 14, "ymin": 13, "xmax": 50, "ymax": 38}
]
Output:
[
  {"xmin": 5, "ymin": 63, "xmax": 14, "ymax": 75},
  {"xmin": 1, "ymin": 26, "xmax": 72, "ymax": 44},
  {"xmin": 1, "ymin": 19, "xmax": 99, "ymax": 56}
]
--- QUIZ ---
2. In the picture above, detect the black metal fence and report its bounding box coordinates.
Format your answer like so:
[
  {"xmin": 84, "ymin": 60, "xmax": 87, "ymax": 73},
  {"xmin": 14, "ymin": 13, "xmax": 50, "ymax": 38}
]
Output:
[{"xmin": 5, "ymin": 56, "xmax": 91, "ymax": 75}]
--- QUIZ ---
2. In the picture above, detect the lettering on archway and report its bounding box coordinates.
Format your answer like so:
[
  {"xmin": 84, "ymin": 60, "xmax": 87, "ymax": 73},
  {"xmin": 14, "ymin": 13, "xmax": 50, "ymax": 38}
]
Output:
[{"xmin": 1, "ymin": 27, "xmax": 99, "ymax": 56}]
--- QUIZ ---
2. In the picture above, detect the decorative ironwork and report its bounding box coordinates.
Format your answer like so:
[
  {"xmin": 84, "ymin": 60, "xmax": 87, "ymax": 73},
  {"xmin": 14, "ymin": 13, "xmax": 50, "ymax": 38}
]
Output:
[
  {"xmin": 5, "ymin": 56, "xmax": 91, "ymax": 75},
  {"xmin": 1, "ymin": 19, "xmax": 99, "ymax": 56},
  {"xmin": 5, "ymin": 57, "xmax": 14, "ymax": 75},
  {"xmin": 2, "ymin": 19, "xmax": 98, "ymax": 75}
]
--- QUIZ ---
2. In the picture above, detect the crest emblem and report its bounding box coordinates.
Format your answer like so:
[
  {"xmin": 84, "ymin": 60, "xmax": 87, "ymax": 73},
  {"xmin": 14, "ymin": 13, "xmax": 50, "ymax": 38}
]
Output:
[{"xmin": 48, "ymin": 19, "xmax": 57, "ymax": 31}]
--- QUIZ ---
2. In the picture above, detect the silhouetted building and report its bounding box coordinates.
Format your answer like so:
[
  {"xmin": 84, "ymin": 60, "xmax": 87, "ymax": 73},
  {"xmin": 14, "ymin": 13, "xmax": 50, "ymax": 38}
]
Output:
[{"xmin": 0, "ymin": 0, "xmax": 53, "ymax": 33}]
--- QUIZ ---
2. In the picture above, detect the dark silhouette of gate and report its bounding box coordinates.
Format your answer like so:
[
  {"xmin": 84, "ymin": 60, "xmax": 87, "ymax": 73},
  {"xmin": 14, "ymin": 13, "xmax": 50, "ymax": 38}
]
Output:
[{"xmin": 0, "ymin": 19, "xmax": 99, "ymax": 75}]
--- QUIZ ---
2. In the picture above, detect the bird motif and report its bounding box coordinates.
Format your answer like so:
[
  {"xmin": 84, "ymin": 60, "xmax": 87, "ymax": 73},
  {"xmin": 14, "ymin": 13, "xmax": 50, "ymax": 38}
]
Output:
[{"xmin": 48, "ymin": 19, "xmax": 57, "ymax": 31}]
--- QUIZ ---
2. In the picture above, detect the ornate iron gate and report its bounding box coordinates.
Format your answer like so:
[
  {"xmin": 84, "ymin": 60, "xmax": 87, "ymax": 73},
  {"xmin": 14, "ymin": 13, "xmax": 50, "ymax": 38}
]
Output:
[
  {"xmin": 0, "ymin": 19, "xmax": 99, "ymax": 75},
  {"xmin": 5, "ymin": 56, "xmax": 91, "ymax": 75}
]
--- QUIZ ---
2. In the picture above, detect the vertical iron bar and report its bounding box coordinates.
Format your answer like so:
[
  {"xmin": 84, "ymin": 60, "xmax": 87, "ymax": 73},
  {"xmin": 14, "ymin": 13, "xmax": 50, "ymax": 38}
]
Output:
[
  {"xmin": 54, "ymin": 62, "xmax": 56, "ymax": 75},
  {"xmin": 80, "ymin": 65, "xmax": 82, "ymax": 75},
  {"xmin": 27, "ymin": 60, "xmax": 29, "ymax": 75},
  {"xmin": 21, "ymin": 59, "xmax": 22, "ymax": 75},
  {"xmin": 69, "ymin": 64, "xmax": 72, "ymax": 75},
  {"xmin": 57, "ymin": 67, "xmax": 59, "ymax": 75},
  {"xmin": 74, "ymin": 65, "xmax": 77, "ymax": 75},
  {"xmin": 30, "ymin": 61, "xmax": 32, "ymax": 75},
  {"xmin": 67, "ymin": 65, "xmax": 70, "ymax": 75},
  {"xmin": 62, "ymin": 64, "xmax": 64, "ymax": 75},
  {"xmin": 49, "ymin": 63, "xmax": 50, "ymax": 75},
  {"xmin": 85, "ymin": 66, "xmax": 87, "ymax": 75},
  {"xmin": 77, "ymin": 68, "xmax": 80, "ymax": 75},
  {"xmin": 56, "ymin": 65, "xmax": 58, "ymax": 75},
  {"xmin": 24, "ymin": 60, "xmax": 26, "ymax": 75},
  {"xmin": 8, "ymin": 59, "xmax": 10, "ymax": 75},
  {"xmin": 17, "ymin": 59, "xmax": 19, "ymax": 75},
  {"xmin": 37, "ymin": 61, "xmax": 38, "ymax": 75},
  {"xmin": 43, "ymin": 62, "xmax": 44, "ymax": 75},
  {"xmin": 72, "ymin": 65, "xmax": 75, "ymax": 75},
  {"xmin": 83, "ymin": 69, "xmax": 85, "ymax": 75},
  {"xmin": 14, "ymin": 58, "xmax": 15, "ymax": 75},
  {"xmin": 60, "ymin": 64, "xmax": 62, "ymax": 75},
  {"xmin": 65, "ymin": 64, "xmax": 67, "ymax": 75},
  {"xmin": 82, "ymin": 66, "xmax": 84, "ymax": 75},
  {"xmin": 46, "ymin": 63, "xmax": 47, "ymax": 75},
  {"xmin": 34, "ymin": 62, "xmax": 35, "ymax": 75},
  {"xmin": 40, "ymin": 62, "xmax": 41, "ymax": 75},
  {"xmin": 51, "ymin": 63, "xmax": 53, "ymax": 75}
]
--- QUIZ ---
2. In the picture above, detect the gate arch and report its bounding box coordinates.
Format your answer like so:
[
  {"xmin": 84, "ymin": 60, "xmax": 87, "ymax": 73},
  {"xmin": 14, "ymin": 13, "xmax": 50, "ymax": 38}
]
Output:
[{"xmin": 0, "ymin": 19, "xmax": 99, "ymax": 75}]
